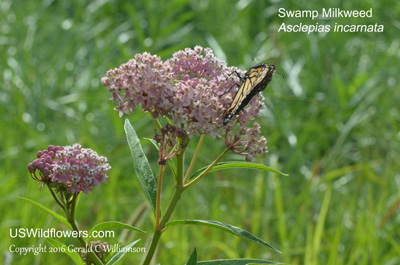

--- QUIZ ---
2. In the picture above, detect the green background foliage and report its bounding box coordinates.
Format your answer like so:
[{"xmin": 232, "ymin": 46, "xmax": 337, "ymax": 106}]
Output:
[{"xmin": 1, "ymin": 0, "xmax": 399, "ymax": 264}]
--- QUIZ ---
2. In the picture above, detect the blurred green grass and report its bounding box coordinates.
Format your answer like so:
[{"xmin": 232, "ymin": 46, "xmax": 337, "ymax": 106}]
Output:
[{"xmin": 1, "ymin": 0, "xmax": 399, "ymax": 264}]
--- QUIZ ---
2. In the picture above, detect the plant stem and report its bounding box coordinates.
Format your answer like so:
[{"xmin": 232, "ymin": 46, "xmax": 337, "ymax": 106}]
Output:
[
  {"xmin": 142, "ymin": 153, "xmax": 185, "ymax": 265},
  {"xmin": 159, "ymin": 183, "xmax": 184, "ymax": 232},
  {"xmin": 160, "ymin": 152, "xmax": 184, "ymax": 230},
  {"xmin": 175, "ymin": 148, "xmax": 184, "ymax": 185},
  {"xmin": 184, "ymin": 133, "xmax": 205, "ymax": 184},
  {"xmin": 47, "ymin": 185, "xmax": 65, "ymax": 209},
  {"xmin": 184, "ymin": 148, "xmax": 229, "ymax": 189},
  {"xmin": 142, "ymin": 229, "xmax": 161, "ymax": 265},
  {"xmin": 70, "ymin": 193, "xmax": 78, "ymax": 221},
  {"xmin": 67, "ymin": 194, "xmax": 104, "ymax": 265},
  {"xmin": 155, "ymin": 164, "xmax": 164, "ymax": 229},
  {"xmin": 70, "ymin": 220, "xmax": 104, "ymax": 265},
  {"xmin": 142, "ymin": 185, "xmax": 184, "ymax": 265}
]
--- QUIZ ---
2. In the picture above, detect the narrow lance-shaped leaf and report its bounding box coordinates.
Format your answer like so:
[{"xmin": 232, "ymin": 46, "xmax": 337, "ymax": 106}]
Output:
[
  {"xmin": 197, "ymin": 259, "xmax": 281, "ymax": 264},
  {"xmin": 18, "ymin": 197, "xmax": 72, "ymax": 230},
  {"xmin": 189, "ymin": 161, "xmax": 288, "ymax": 181},
  {"xmin": 46, "ymin": 238, "xmax": 84, "ymax": 265},
  {"xmin": 166, "ymin": 220, "xmax": 280, "ymax": 253},
  {"xmin": 105, "ymin": 239, "xmax": 141, "ymax": 265},
  {"xmin": 87, "ymin": 221, "xmax": 146, "ymax": 243},
  {"xmin": 124, "ymin": 119, "xmax": 157, "ymax": 214}
]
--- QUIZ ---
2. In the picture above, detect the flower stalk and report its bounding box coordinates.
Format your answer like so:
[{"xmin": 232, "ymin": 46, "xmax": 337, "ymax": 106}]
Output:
[
  {"xmin": 142, "ymin": 153, "xmax": 185, "ymax": 265},
  {"xmin": 184, "ymin": 133, "xmax": 205, "ymax": 183},
  {"xmin": 184, "ymin": 148, "xmax": 230, "ymax": 189},
  {"xmin": 66, "ymin": 194, "xmax": 104, "ymax": 265},
  {"xmin": 155, "ymin": 164, "xmax": 164, "ymax": 229}
]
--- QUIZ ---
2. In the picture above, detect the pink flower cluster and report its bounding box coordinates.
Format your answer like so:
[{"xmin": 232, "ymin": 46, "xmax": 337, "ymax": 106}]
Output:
[
  {"xmin": 28, "ymin": 144, "xmax": 111, "ymax": 194},
  {"xmin": 102, "ymin": 46, "xmax": 268, "ymax": 160}
]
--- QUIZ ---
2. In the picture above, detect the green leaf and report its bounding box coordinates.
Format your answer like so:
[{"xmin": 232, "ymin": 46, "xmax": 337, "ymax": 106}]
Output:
[
  {"xmin": 87, "ymin": 221, "xmax": 146, "ymax": 243},
  {"xmin": 166, "ymin": 220, "xmax": 280, "ymax": 253},
  {"xmin": 197, "ymin": 259, "xmax": 281, "ymax": 264},
  {"xmin": 124, "ymin": 119, "xmax": 158, "ymax": 214},
  {"xmin": 18, "ymin": 196, "xmax": 72, "ymax": 230},
  {"xmin": 186, "ymin": 248, "xmax": 197, "ymax": 265},
  {"xmin": 105, "ymin": 239, "xmax": 141, "ymax": 265},
  {"xmin": 46, "ymin": 238, "xmax": 84, "ymax": 265},
  {"xmin": 144, "ymin": 137, "xmax": 159, "ymax": 148},
  {"xmin": 189, "ymin": 161, "xmax": 288, "ymax": 181},
  {"xmin": 144, "ymin": 137, "xmax": 177, "ymax": 177}
]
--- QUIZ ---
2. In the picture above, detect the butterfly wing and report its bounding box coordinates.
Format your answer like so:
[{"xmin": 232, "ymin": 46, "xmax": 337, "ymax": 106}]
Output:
[
  {"xmin": 223, "ymin": 75, "xmax": 254, "ymax": 125},
  {"xmin": 251, "ymin": 64, "xmax": 275, "ymax": 93},
  {"xmin": 223, "ymin": 63, "xmax": 276, "ymax": 126}
]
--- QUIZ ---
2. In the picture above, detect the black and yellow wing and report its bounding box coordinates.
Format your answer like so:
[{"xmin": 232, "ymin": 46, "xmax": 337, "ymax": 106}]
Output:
[{"xmin": 223, "ymin": 63, "xmax": 276, "ymax": 125}]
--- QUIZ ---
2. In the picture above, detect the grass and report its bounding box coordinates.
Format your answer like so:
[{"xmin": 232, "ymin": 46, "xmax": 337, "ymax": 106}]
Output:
[{"xmin": 1, "ymin": 0, "xmax": 399, "ymax": 264}]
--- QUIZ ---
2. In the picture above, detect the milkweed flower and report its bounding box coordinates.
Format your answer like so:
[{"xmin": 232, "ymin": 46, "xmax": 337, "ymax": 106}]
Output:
[
  {"xmin": 102, "ymin": 46, "xmax": 268, "ymax": 160},
  {"xmin": 28, "ymin": 144, "xmax": 111, "ymax": 194}
]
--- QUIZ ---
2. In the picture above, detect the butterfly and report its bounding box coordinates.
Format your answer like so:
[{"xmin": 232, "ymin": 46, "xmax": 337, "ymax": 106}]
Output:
[{"xmin": 223, "ymin": 63, "xmax": 276, "ymax": 125}]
